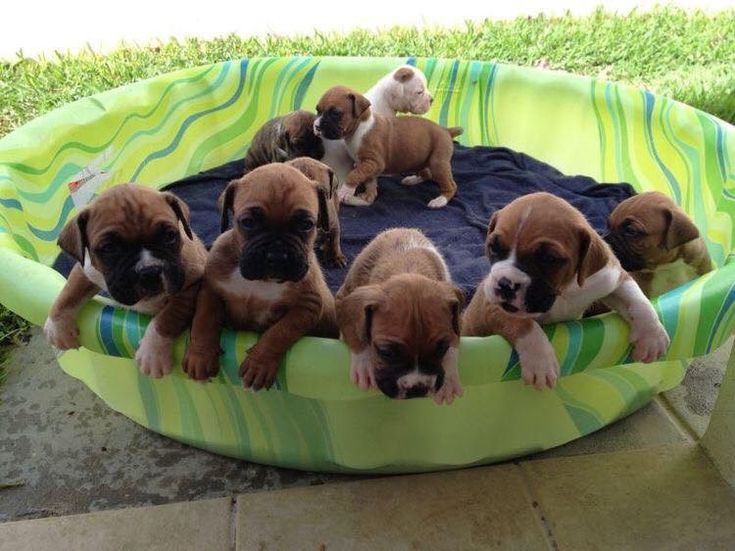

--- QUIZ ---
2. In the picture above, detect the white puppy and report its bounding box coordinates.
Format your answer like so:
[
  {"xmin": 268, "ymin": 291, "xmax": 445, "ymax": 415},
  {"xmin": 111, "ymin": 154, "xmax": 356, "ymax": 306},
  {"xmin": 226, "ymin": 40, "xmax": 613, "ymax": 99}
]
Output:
[{"xmin": 319, "ymin": 65, "xmax": 433, "ymax": 205}]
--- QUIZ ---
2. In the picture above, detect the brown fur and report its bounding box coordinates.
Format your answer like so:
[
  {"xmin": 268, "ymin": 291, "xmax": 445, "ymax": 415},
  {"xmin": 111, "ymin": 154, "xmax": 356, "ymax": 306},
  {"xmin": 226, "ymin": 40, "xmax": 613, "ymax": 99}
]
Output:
[
  {"xmin": 606, "ymin": 191, "xmax": 712, "ymax": 296},
  {"xmin": 336, "ymin": 229, "xmax": 463, "ymax": 391},
  {"xmin": 316, "ymin": 86, "xmax": 459, "ymax": 206},
  {"xmin": 285, "ymin": 157, "xmax": 346, "ymax": 268},
  {"xmin": 49, "ymin": 184, "xmax": 207, "ymax": 343},
  {"xmin": 183, "ymin": 164, "xmax": 337, "ymax": 390},
  {"xmin": 244, "ymin": 110, "xmax": 324, "ymax": 171}
]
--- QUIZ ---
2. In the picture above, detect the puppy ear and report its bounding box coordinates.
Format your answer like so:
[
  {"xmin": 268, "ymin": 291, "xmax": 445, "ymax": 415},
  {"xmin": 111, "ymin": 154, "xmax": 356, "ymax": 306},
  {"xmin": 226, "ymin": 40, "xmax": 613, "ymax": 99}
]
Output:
[
  {"xmin": 393, "ymin": 67, "xmax": 415, "ymax": 83},
  {"xmin": 162, "ymin": 192, "xmax": 193, "ymax": 240},
  {"xmin": 663, "ymin": 208, "xmax": 699, "ymax": 250},
  {"xmin": 577, "ymin": 229, "xmax": 608, "ymax": 286},
  {"xmin": 58, "ymin": 209, "xmax": 90, "ymax": 263},
  {"xmin": 445, "ymin": 284, "xmax": 465, "ymax": 336},
  {"xmin": 313, "ymin": 180, "xmax": 331, "ymax": 233},
  {"xmin": 336, "ymin": 285, "xmax": 384, "ymax": 349},
  {"xmin": 327, "ymin": 167, "xmax": 338, "ymax": 198},
  {"xmin": 486, "ymin": 210, "xmax": 500, "ymax": 236},
  {"xmin": 348, "ymin": 92, "xmax": 371, "ymax": 118},
  {"xmin": 219, "ymin": 179, "xmax": 240, "ymax": 233}
]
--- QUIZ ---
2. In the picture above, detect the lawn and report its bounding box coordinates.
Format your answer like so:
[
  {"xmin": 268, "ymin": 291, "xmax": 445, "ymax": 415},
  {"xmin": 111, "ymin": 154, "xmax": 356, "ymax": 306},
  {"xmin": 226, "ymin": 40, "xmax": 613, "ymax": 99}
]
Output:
[{"xmin": 0, "ymin": 7, "xmax": 733, "ymax": 363}]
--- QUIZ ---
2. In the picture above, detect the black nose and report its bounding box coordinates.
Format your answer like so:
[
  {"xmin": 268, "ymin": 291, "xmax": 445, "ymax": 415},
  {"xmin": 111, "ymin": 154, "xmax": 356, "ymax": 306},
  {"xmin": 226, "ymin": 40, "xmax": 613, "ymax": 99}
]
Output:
[
  {"xmin": 496, "ymin": 277, "xmax": 518, "ymax": 300},
  {"xmin": 405, "ymin": 384, "xmax": 429, "ymax": 399},
  {"xmin": 265, "ymin": 250, "xmax": 289, "ymax": 265},
  {"xmin": 138, "ymin": 265, "xmax": 162, "ymax": 290}
]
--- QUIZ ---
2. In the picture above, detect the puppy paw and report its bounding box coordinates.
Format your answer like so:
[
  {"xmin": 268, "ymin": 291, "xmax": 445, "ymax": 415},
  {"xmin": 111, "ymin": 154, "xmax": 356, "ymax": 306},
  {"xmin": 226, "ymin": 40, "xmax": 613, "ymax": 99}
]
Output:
[
  {"xmin": 630, "ymin": 320, "xmax": 670, "ymax": 363},
  {"xmin": 401, "ymin": 175, "xmax": 424, "ymax": 186},
  {"xmin": 349, "ymin": 350, "xmax": 376, "ymax": 390},
  {"xmin": 135, "ymin": 324, "xmax": 173, "ymax": 379},
  {"xmin": 433, "ymin": 377, "xmax": 463, "ymax": 405},
  {"xmin": 331, "ymin": 252, "xmax": 349, "ymax": 269},
  {"xmin": 239, "ymin": 350, "xmax": 280, "ymax": 391},
  {"xmin": 337, "ymin": 184, "xmax": 357, "ymax": 204},
  {"xmin": 342, "ymin": 195, "xmax": 373, "ymax": 207},
  {"xmin": 427, "ymin": 195, "xmax": 449, "ymax": 209},
  {"xmin": 43, "ymin": 315, "xmax": 80, "ymax": 350},
  {"xmin": 516, "ymin": 329, "xmax": 559, "ymax": 390},
  {"xmin": 182, "ymin": 348, "xmax": 220, "ymax": 381}
]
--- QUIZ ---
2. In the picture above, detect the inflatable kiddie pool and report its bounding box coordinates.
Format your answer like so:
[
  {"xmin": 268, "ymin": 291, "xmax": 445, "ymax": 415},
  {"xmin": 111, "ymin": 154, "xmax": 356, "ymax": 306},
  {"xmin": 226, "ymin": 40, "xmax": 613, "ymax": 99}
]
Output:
[{"xmin": 0, "ymin": 57, "xmax": 733, "ymax": 473}]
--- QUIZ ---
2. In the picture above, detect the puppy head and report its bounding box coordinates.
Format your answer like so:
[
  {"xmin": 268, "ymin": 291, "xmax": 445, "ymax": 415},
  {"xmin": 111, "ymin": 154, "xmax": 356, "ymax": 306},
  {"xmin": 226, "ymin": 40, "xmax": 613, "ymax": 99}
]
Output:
[
  {"xmin": 482, "ymin": 192, "xmax": 608, "ymax": 317},
  {"xmin": 219, "ymin": 164, "xmax": 322, "ymax": 283},
  {"xmin": 387, "ymin": 65, "xmax": 432, "ymax": 114},
  {"xmin": 337, "ymin": 274, "xmax": 463, "ymax": 400},
  {"xmin": 58, "ymin": 184, "xmax": 194, "ymax": 306},
  {"xmin": 605, "ymin": 191, "xmax": 700, "ymax": 271},
  {"xmin": 279, "ymin": 110, "xmax": 325, "ymax": 160},
  {"xmin": 314, "ymin": 86, "xmax": 371, "ymax": 140}
]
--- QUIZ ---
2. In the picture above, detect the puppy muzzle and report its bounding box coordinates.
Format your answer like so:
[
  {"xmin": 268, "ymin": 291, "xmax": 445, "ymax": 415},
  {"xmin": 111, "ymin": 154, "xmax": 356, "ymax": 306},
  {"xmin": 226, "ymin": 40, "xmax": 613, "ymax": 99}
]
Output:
[
  {"xmin": 376, "ymin": 364, "xmax": 444, "ymax": 400},
  {"xmin": 314, "ymin": 111, "xmax": 344, "ymax": 140},
  {"xmin": 239, "ymin": 238, "xmax": 309, "ymax": 283},
  {"xmin": 485, "ymin": 265, "xmax": 530, "ymax": 315},
  {"xmin": 604, "ymin": 232, "xmax": 646, "ymax": 272}
]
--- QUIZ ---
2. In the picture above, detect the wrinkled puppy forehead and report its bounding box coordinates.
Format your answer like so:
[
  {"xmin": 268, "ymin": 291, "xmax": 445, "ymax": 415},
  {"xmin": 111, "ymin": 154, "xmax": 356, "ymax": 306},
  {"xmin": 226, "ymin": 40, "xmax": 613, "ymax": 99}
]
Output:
[
  {"xmin": 86, "ymin": 184, "xmax": 179, "ymax": 242},
  {"xmin": 316, "ymin": 85, "xmax": 357, "ymax": 111},
  {"xmin": 233, "ymin": 165, "xmax": 319, "ymax": 220},
  {"xmin": 609, "ymin": 191, "xmax": 674, "ymax": 230},
  {"xmin": 493, "ymin": 192, "xmax": 585, "ymax": 246},
  {"xmin": 282, "ymin": 110, "xmax": 317, "ymax": 134}
]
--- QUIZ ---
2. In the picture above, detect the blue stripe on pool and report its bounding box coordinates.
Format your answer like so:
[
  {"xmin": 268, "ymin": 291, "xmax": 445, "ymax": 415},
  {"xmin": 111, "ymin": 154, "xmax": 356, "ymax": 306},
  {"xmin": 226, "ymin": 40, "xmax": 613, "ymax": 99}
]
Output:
[{"xmin": 99, "ymin": 305, "xmax": 123, "ymax": 357}]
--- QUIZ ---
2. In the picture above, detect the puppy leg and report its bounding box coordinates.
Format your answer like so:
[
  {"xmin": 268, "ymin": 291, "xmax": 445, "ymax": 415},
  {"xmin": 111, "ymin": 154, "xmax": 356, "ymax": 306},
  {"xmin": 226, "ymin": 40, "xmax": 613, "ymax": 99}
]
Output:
[
  {"xmin": 136, "ymin": 281, "xmax": 201, "ymax": 379},
  {"xmin": 349, "ymin": 348, "xmax": 376, "ymax": 390},
  {"xmin": 44, "ymin": 264, "xmax": 99, "ymax": 350},
  {"xmin": 355, "ymin": 178, "xmax": 378, "ymax": 205},
  {"xmin": 327, "ymin": 223, "xmax": 348, "ymax": 268},
  {"xmin": 602, "ymin": 276, "xmax": 670, "ymax": 363},
  {"xmin": 183, "ymin": 282, "xmax": 225, "ymax": 381},
  {"xmin": 340, "ymin": 159, "xmax": 384, "ymax": 206},
  {"xmin": 433, "ymin": 346, "xmax": 463, "ymax": 405},
  {"xmin": 401, "ymin": 168, "xmax": 432, "ymax": 186},
  {"xmin": 240, "ymin": 290, "xmax": 322, "ymax": 390},
  {"xmin": 426, "ymin": 161, "xmax": 457, "ymax": 209}
]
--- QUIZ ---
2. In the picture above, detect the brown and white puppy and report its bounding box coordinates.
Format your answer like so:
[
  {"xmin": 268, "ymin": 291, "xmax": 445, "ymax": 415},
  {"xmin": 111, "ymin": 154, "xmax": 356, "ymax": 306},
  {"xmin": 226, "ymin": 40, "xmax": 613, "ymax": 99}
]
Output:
[
  {"xmin": 336, "ymin": 228, "xmax": 464, "ymax": 404},
  {"xmin": 605, "ymin": 191, "xmax": 712, "ymax": 297},
  {"xmin": 463, "ymin": 192, "xmax": 670, "ymax": 389},
  {"xmin": 314, "ymin": 86, "xmax": 461, "ymax": 209},
  {"xmin": 244, "ymin": 110, "xmax": 324, "ymax": 171},
  {"xmin": 43, "ymin": 184, "xmax": 207, "ymax": 378},
  {"xmin": 182, "ymin": 164, "xmax": 337, "ymax": 390},
  {"xmin": 285, "ymin": 157, "xmax": 347, "ymax": 268},
  {"xmin": 365, "ymin": 65, "xmax": 433, "ymax": 117}
]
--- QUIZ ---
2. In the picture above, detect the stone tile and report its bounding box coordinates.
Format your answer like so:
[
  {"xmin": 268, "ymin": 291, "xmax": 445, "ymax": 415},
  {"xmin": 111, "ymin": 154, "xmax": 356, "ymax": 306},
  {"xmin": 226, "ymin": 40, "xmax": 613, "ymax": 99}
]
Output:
[
  {"xmin": 532, "ymin": 399, "xmax": 687, "ymax": 460},
  {"xmin": 521, "ymin": 444, "xmax": 735, "ymax": 550},
  {"xmin": 237, "ymin": 466, "xmax": 549, "ymax": 550},
  {"xmin": 0, "ymin": 497, "xmax": 232, "ymax": 551},
  {"xmin": 662, "ymin": 337, "xmax": 732, "ymax": 438}
]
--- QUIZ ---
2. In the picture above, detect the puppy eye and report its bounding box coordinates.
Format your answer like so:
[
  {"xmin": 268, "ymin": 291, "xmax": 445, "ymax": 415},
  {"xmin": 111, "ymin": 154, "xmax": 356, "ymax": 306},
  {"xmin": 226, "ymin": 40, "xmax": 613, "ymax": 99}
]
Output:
[
  {"xmin": 417, "ymin": 90, "xmax": 423, "ymax": 95},
  {"xmin": 160, "ymin": 227, "xmax": 179, "ymax": 245},
  {"xmin": 296, "ymin": 218, "xmax": 315, "ymax": 232},
  {"xmin": 95, "ymin": 239, "xmax": 121, "ymax": 257},
  {"xmin": 538, "ymin": 250, "xmax": 567, "ymax": 266},
  {"xmin": 238, "ymin": 217, "xmax": 258, "ymax": 232},
  {"xmin": 376, "ymin": 344, "xmax": 401, "ymax": 361},
  {"xmin": 435, "ymin": 339, "xmax": 449, "ymax": 356},
  {"xmin": 623, "ymin": 226, "xmax": 645, "ymax": 239},
  {"xmin": 488, "ymin": 239, "xmax": 508, "ymax": 259}
]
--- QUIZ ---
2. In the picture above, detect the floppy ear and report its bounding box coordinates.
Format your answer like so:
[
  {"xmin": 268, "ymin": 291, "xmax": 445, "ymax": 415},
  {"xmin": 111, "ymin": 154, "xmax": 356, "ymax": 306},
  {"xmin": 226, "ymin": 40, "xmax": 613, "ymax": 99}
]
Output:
[
  {"xmin": 445, "ymin": 284, "xmax": 466, "ymax": 336},
  {"xmin": 663, "ymin": 207, "xmax": 699, "ymax": 250},
  {"xmin": 162, "ymin": 192, "xmax": 193, "ymax": 240},
  {"xmin": 486, "ymin": 210, "xmax": 500, "ymax": 236},
  {"xmin": 393, "ymin": 67, "xmax": 415, "ymax": 83},
  {"xmin": 326, "ymin": 167, "xmax": 338, "ymax": 198},
  {"xmin": 219, "ymin": 180, "xmax": 240, "ymax": 234},
  {"xmin": 577, "ymin": 229, "xmax": 608, "ymax": 286},
  {"xmin": 335, "ymin": 285, "xmax": 384, "ymax": 350},
  {"xmin": 313, "ymin": 180, "xmax": 331, "ymax": 233},
  {"xmin": 58, "ymin": 209, "xmax": 90, "ymax": 263},
  {"xmin": 348, "ymin": 92, "xmax": 371, "ymax": 118}
]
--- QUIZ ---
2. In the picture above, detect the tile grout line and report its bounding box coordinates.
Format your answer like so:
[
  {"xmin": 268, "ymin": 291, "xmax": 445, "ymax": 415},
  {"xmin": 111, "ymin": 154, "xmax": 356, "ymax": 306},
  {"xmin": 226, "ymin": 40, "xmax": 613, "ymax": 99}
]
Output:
[
  {"xmin": 513, "ymin": 462, "xmax": 559, "ymax": 551},
  {"xmin": 654, "ymin": 395, "xmax": 700, "ymax": 443},
  {"xmin": 229, "ymin": 496, "xmax": 238, "ymax": 551}
]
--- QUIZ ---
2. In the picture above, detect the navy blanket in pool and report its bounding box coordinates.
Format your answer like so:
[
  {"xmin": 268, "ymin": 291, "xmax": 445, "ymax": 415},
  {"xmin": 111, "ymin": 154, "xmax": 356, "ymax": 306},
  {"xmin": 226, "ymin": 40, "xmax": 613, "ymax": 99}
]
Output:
[{"xmin": 54, "ymin": 145, "xmax": 635, "ymax": 300}]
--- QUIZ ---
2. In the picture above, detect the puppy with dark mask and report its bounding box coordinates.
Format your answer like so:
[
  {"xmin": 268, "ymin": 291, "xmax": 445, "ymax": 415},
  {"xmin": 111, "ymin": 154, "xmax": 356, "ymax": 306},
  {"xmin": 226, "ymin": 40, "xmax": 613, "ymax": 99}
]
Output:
[
  {"xmin": 605, "ymin": 191, "xmax": 712, "ymax": 297},
  {"xmin": 463, "ymin": 192, "xmax": 670, "ymax": 390},
  {"xmin": 285, "ymin": 157, "xmax": 347, "ymax": 268},
  {"xmin": 44, "ymin": 184, "xmax": 207, "ymax": 378},
  {"xmin": 244, "ymin": 110, "xmax": 325, "ymax": 171},
  {"xmin": 336, "ymin": 228, "xmax": 464, "ymax": 404},
  {"xmin": 182, "ymin": 164, "xmax": 337, "ymax": 390}
]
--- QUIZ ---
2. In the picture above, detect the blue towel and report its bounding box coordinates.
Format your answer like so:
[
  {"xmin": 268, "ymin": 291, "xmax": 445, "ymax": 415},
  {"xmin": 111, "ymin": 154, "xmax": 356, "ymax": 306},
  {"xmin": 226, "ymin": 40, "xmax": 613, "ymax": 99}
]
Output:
[{"xmin": 55, "ymin": 145, "xmax": 635, "ymax": 300}]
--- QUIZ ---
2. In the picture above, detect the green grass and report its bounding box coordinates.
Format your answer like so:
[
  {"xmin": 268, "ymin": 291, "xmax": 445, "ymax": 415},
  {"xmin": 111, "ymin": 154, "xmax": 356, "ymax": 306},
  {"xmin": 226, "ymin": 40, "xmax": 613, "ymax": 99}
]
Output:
[{"xmin": 0, "ymin": 6, "xmax": 733, "ymax": 359}]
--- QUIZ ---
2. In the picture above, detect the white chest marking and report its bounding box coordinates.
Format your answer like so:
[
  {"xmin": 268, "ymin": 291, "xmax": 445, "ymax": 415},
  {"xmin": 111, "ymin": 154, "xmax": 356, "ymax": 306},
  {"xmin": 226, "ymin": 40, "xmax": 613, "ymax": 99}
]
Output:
[
  {"xmin": 345, "ymin": 114, "xmax": 375, "ymax": 160},
  {"xmin": 217, "ymin": 269, "xmax": 289, "ymax": 300},
  {"xmin": 83, "ymin": 250, "xmax": 108, "ymax": 292},
  {"xmin": 541, "ymin": 265, "xmax": 621, "ymax": 323}
]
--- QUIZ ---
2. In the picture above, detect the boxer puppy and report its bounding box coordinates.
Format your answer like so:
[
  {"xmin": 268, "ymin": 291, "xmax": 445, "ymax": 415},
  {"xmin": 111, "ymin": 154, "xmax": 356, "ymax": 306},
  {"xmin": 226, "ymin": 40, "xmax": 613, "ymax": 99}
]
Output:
[
  {"xmin": 244, "ymin": 110, "xmax": 324, "ymax": 171},
  {"xmin": 43, "ymin": 184, "xmax": 207, "ymax": 378},
  {"xmin": 605, "ymin": 191, "xmax": 712, "ymax": 297},
  {"xmin": 182, "ymin": 164, "xmax": 337, "ymax": 390},
  {"xmin": 314, "ymin": 86, "xmax": 461, "ymax": 208},
  {"xmin": 365, "ymin": 65, "xmax": 433, "ymax": 117},
  {"xmin": 463, "ymin": 192, "xmax": 670, "ymax": 390},
  {"xmin": 336, "ymin": 228, "xmax": 464, "ymax": 404},
  {"xmin": 285, "ymin": 157, "xmax": 347, "ymax": 268}
]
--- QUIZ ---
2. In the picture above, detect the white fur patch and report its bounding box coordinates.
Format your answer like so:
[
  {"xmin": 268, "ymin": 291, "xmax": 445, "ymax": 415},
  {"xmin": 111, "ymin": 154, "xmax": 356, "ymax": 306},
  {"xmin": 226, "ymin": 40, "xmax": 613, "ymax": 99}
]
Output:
[
  {"xmin": 486, "ymin": 250, "xmax": 530, "ymax": 312},
  {"xmin": 542, "ymin": 264, "xmax": 621, "ymax": 323},
  {"xmin": 135, "ymin": 249, "xmax": 164, "ymax": 271},
  {"xmin": 433, "ymin": 346, "xmax": 463, "ymax": 405},
  {"xmin": 320, "ymin": 138, "xmax": 353, "ymax": 185},
  {"xmin": 427, "ymin": 196, "xmax": 448, "ymax": 209},
  {"xmin": 83, "ymin": 250, "xmax": 108, "ymax": 291},
  {"xmin": 43, "ymin": 315, "xmax": 80, "ymax": 351},
  {"xmin": 350, "ymin": 348, "xmax": 376, "ymax": 390},
  {"xmin": 345, "ymin": 113, "xmax": 375, "ymax": 160},
  {"xmin": 515, "ymin": 324, "xmax": 559, "ymax": 390},
  {"xmin": 216, "ymin": 269, "xmax": 291, "ymax": 326},
  {"xmin": 135, "ymin": 321, "xmax": 174, "ymax": 378},
  {"xmin": 365, "ymin": 65, "xmax": 431, "ymax": 116}
]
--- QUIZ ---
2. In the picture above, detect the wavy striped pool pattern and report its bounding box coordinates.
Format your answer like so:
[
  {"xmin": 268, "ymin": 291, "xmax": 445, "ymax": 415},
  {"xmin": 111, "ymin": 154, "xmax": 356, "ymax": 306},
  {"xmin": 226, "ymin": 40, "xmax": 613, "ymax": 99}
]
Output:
[{"xmin": 0, "ymin": 57, "xmax": 733, "ymax": 472}]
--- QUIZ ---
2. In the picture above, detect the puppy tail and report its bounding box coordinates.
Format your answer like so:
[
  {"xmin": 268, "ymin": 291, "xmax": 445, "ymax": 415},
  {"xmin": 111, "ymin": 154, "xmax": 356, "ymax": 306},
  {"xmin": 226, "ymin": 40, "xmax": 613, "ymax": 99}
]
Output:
[{"xmin": 446, "ymin": 126, "xmax": 464, "ymax": 138}]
